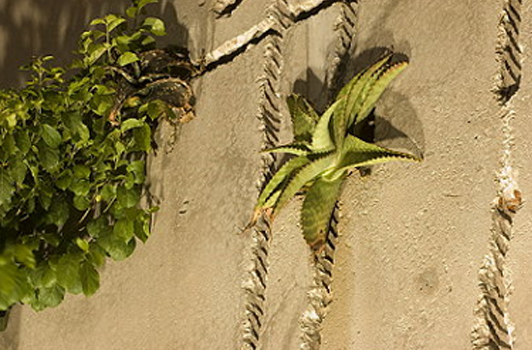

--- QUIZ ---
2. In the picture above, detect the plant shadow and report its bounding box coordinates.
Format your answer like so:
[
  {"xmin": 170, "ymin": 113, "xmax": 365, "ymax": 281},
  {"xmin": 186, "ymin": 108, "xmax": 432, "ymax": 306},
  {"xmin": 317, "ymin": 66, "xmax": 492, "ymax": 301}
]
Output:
[{"xmin": 292, "ymin": 47, "xmax": 425, "ymax": 171}]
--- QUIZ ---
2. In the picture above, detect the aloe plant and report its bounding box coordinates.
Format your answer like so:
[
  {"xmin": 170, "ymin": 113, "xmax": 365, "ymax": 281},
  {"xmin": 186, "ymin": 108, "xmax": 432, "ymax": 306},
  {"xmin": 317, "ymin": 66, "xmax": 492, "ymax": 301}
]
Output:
[{"xmin": 251, "ymin": 53, "xmax": 421, "ymax": 250}]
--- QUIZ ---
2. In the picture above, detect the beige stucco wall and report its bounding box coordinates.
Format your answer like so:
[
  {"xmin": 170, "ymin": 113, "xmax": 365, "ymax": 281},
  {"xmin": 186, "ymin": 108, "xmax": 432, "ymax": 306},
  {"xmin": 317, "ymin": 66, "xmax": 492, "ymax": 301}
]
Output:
[{"xmin": 1, "ymin": 0, "xmax": 532, "ymax": 349}]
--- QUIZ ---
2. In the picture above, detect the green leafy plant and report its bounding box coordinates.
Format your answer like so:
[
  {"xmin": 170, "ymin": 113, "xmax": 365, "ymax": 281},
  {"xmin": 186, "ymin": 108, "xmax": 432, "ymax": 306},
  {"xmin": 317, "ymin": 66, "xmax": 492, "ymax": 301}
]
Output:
[
  {"xmin": 0, "ymin": 0, "xmax": 197, "ymax": 327},
  {"xmin": 251, "ymin": 54, "xmax": 421, "ymax": 251}
]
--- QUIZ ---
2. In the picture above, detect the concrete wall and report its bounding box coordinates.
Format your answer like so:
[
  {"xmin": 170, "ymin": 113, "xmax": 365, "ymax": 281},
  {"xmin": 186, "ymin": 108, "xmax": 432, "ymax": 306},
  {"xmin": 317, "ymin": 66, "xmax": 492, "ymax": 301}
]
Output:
[{"xmin": 1, "ymin": 0, "xmax": 531, "ymax": 349}]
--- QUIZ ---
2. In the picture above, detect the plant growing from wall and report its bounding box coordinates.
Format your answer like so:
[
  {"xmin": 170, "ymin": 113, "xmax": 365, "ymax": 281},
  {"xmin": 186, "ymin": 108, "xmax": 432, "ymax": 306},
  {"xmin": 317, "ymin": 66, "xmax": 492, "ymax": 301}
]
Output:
[
  {"xmin": 250, "ymin": 53, "xmax": 421, "ymax": 251},
  {"xmin": 0, "ymin": 0, "xmax": 198, "ymax": 330}
]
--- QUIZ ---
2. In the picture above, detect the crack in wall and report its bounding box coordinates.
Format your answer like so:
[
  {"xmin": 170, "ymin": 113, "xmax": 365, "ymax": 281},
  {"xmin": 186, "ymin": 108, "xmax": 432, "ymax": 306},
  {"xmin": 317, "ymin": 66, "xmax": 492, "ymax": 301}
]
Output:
[
  {"xmin": 241, "ymin": 1, "xmax": 291, "ymax": 349},
  {"xmin": 471, "ymin": 1, "xmax": 523, "ymax": 348}
]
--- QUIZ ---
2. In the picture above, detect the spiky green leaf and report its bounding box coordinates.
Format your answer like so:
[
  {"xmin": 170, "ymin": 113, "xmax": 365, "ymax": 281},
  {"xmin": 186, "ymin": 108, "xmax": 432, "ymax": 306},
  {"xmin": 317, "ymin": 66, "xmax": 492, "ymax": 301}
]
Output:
[
  {"xmin": 287, "ymin": 94, "xmax": 319, "ymax": 142},
  {"xmin": 335, "ymin": 135, "xmax": 420, "ymax": 175},
  {"xmin": 261, "ymin": 143, "xmax": 310, "ymax": 156},
  {"xmin": 257, "ymin": 156, "xmax": 311, "ymax": 209},
  {"xmin": 274, "ymin": 153, "xmax": 336, "ymax": 213},
  {"xmin": 339, "ymin": 54, "xmax": 392, "ymax": 128},
  {"xmin": 357, "ymin": 61, "xmax": 408, "ymax": 124},
  {"xmin": 301, "ymin": 177, "xmax": 343, "ymax": 250},
  {"xmin": 310, "ymin": 100, "xmax": 342, "ymax": 152}
]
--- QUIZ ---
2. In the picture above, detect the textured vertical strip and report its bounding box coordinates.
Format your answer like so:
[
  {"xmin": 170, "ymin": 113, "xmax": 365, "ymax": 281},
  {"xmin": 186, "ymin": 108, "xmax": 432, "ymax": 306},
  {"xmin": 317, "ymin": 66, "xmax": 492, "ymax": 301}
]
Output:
[
  {"xmin": 242, "ymin": 213, "xmax": 273, "ymax": 350},
  {"xmin": 241, "ymin": 2, "xmax": 292, "ymax": 349},
  {"xmin": 495, "ymin": 0, "xmax": 522, "ymax": 102},
  {"xmin": 471, "ymin": 108, "xmax": 521, "ymax": 350},
  {"xmin": 471, "ymin": 1, "xmax": 523, "ymax": 348},
  {"xmin": 325, "ymin": 1, "xmax": 358, "ymax": 100},
  {"xmin": 299, "ymin": 204, "xmax": 340, "ymax": 350},
  {"xmin": 299, "ymin": 4, "xmax": 357, "ymax": 349}
]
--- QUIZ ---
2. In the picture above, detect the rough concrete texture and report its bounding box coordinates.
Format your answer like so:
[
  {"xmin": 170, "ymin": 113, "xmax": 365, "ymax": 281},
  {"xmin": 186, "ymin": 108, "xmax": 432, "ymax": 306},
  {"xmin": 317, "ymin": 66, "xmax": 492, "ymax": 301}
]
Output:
[{"xmin": 1, "ymin": 0, "xmax": 532, "ymax": 349}]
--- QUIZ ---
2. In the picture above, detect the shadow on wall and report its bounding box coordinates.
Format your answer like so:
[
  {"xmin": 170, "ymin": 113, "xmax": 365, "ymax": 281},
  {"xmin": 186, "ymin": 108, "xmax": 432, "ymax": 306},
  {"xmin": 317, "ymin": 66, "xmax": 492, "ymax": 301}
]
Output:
[
  {"xmin": 293, "ymin": 48, "xmax": 425, "ymax": 162},
  {"xmin": 0, "ymin": 0, "xmax": 191, "ymax": 88},
  {"xmin": 0, "ymin": 307, "xmax": 20, "ymax": 350}
]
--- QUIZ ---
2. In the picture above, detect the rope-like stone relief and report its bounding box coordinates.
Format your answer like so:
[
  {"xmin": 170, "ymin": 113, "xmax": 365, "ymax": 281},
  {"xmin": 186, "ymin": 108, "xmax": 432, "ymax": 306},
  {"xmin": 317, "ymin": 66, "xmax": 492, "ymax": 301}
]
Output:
[
  {"xmin": 471, "ymin": 1, "xmax": 523, "ymax": 348},
  {"xmin": 212, "ymin": 0, "xmax": 246, "ymax": 17},
  {"xmin": 324, "ymin": 0, "xmax": 358, "ymax": 100},
  {"xmin": 299, "ymin": 3, "xmax": 357, "ymax": 349},
  {"xmin": 242, "ymin": 1, "xmax": 291, "ymax": 349},
  {"xmin": 299, "ymin": 203, "xmax": 340, "ymax": 350},
  {"xmin": 494, "ymin": 0, "xmax": 522, "ymax": 102}
]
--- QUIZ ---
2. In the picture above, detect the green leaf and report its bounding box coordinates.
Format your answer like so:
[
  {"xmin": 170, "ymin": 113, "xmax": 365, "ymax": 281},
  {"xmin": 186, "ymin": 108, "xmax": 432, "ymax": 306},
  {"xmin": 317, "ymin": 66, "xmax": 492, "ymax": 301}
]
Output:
[
  {"xmin": 98, "ymin": 234, "xmax": 136, "ymax": 261},
  {"xmin": 91, "ymin": 94, "xmax": 114, "ymax": 116},
  {"xmin": 36, "ymin": 285, "xmax": 65, "ymax": 310},
  {"xmin": 41, "ymin": 265, "xmax": 57, "ymax": 288},
  {"xmin": 336, "ymin": 135, "xmax": 421, "ymax": 175},
  {"xmin": 143, "ymin": 17, "xmax": 166, "ymax": 36},
  {"xmin": 146, "ymin": 100, "xmax": 169, "ymax": 120},
  {"xmin": 117, "ymin": 52, "xmax": 139, "ymax": 66},
  {"xmin": 137, "ymin": 0, "xmax": 158, "ymax": 11},
  {"xmin": 88, "ymin": 244, "xmax": 106, "ymax": 267},
  {"xmin": 117, "ymin": 185, "xmax": 140, "ymax": 208},
  {"xmin": 0, "ymin": 169, "xmax": 15, "ymax": 207},
  {"xmin": 105, "ymin": 15, "xmax": 126, "ymax": 33},
  {"xmin": 134, "ymin": 215, "xmax": 150, "ymax": 243},
  {"xmin": 56, "ymin": 169, "xmax": 73, "ymax": 190},
  {"xmin": 76, "ymin": 238, "xmax": 90, "ymax": 253},
  {"xmin": 261, "ymin": 143, "xmax": 310, "ymax": 156},
  {"xmin": 90, "ymin": 18, "xmax": 105, "ymax": 26},
  {"xmin": 256, "ymin": 156, "xmax": 311, "ymax": 209},
  {"xmin": 70, "ymin": 179, "xmax": 91, "ymax": 197},
  {"xmin": 0, "ymin": 263, "xmax": 28, "ymax": 310},
  {"xmin": 287, "ymin": 94, "xmax": 319, "ymax": 142},
  {"xmin": 87, "ymin": 217, "xmax": 109, "ymax": 238},
  {"xmin": 301, "ymin": 177, "xmax": 343, "ymax": 250},
  {"xmin": 37, "ymin": 142, "xmax": 60, "ymax": 171},
  {"xmin": 9, "ymin": 160, "xmax": 26, "ymax": 185},
  {"xmin": 275, "ymin": 153, "xmax": 336, "ymax": 213},
  {"xmin": 100, "ymin": 183, "xmax": 117, "ymax": 202},
  {"xmin": 73, "ymin": 195, "xmax": 91, "ymax": 211},
  {"xmin": 2, "ymin": 134, "xmax": 17, "ymax": 154},
  {"xmin": 15, "ymin": 129, "xmax": 31, "ymax": 155},
  {"xmin": 357, "ymin": 60, "xmax": 408, "ymax": 124},
  {"xmin": 73, "ymin": 165, "xmax": 91, "ymax": 179},
  {"xmin": 113, "ymin": 219, "xmax": 134, "ymax": 241},
  {"xmin": 86, "ymin": 43, "xmax": 107, "ymax": 65},
  {"xmin": 80, "ymin": 262, "xmax": 99, "ymax": 297},
  {"xmin": 133, "ymin": 123, "xmax": 152, "ymax": 151},
  {"xmin": 46, "ymin": 199, "xmax": 70, "ymax": 228},
  {"xmin": 41, "ymin": 124, "xmax": 62, "ymax": 148},
  {"xmin": 14, "ymin": 245, "xmax": 36, "ymax": 269},
  {"xmin": 338, "ymin": 54, "xmax": 392, "ymax": 128},
  {"xmin": 127, "ymin": 160, "xmax": 145, "ymax": 185},
  {"xmin": 120, "ymin": 118, "xmax": 144, "ymax": 132},
  {"xmin": 54, "ymin": 254, "xmax": 82, "ymax": 293},
  {"xmin": 310, "ymin": 100, "xmax": 342, "ymax": 152},
  {"xmin": 126, "ymin": 6, "xmax": 138, "ymax": 18}
]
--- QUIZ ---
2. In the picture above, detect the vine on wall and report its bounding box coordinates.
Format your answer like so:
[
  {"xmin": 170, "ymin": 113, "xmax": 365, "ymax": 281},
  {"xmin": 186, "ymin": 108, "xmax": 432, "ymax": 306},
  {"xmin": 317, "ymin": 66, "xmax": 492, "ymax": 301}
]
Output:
[{"xmin": 0, "ymin": 0, "xmax": 197, "ymax": 326}]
